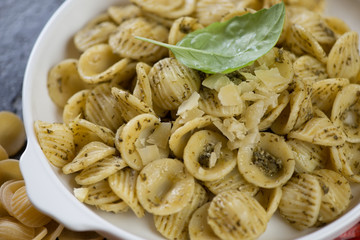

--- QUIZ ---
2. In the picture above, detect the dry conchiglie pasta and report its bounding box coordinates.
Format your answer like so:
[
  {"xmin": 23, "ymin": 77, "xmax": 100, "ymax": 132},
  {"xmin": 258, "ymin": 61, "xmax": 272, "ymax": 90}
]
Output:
[
  {"xmin": 58, "ymin": 228, "xmax": 104, "ymax": 240},
  {"xmin": 0, "ymin": 159, "xmax": 23, "ymax": 185},
  {"xmin": 327, "ymin": 31, "xmax": 360, "ymax": 80},
  {"xmin": 47, "ymin": 59, "xmax": 88, "ymax": 108},
  {"xmin": 293, "ymin": 55, "xmax": 328, "ymax": 83},
  {"xmin": 331, "ymin": 84, "xmax": 360, "ymax": 143},
  {"xmin": 62, "ymin": 141, "xmax": 116, "ymax": 174},
  {"xmin": 195, "ymin": 0, "xmax": 235, "ymax": 26},
  {"xmin": 108, "ymin": 168, "xmax": 145, "ymax": 218},
  {"xmin": 0, "ymin": 111, "xmax": 26, "ymax": 157},
  {"xmin": 188, "ymin": 202, "xmax": 221, "ymax": 240},
  {"xmin": 208, "ymin": 190, "xmax": 268, "ymax": 240},
  {"xmin": 313, "ymin": 169, "xmax": 351, "ymax": 224},
  {"xmin": 149, "ymin": 57, "xmax": 201, "ymax": 111},
  {"xmin": 154, "ymin": 183, "xmax": 208, "ymax": 240},
  {"xmin": 41, "ymin": 220, "xmax": 65, "ymax": 240},
  {"xmin": 62, "ymin": 89, "xmax": 90, "ymax": 124},
  {"xmin": 10, "ymin": 186, "xmax": 51, "ymax": 228},
  {"xmin": 279, "ymin": 173, "xmax": 322, "ymax": 230},
  {"xmin": 109, "ymin": 17, "xmax": 169, "ymax": 62},
  {"xmin": 0, "ymin": 216, "xmax": 35, "ymax": 240},
  {"xmin": 107, "ymin": 4, "xmax": 141, "ymax": 25},
  {"xmin": 84, "ymin": 83, "xmax": 124, "ymax": 132},
  {"xmin": 136, "ymin": 158, "xmax": 195, "ymax": 215},
  {"xmin": 74, "ymin": 13, "xmax": 116, "ymax": 52},
  {"xmin": 286, "ymin": 139, "xmax": 328, "ymax": 173},
  {"xmin": 237, "ymin": 132, "xmax": 295, "ymax": 188},
  {"xmin": 0, "ymin": 145, "xmax": 8, "ymax": 160},
  {"xmin": 78, "ymin": 44, "xmax": 131, "ymax": 84},
  {"xmin": 0, "ymin": 180, "xmax": 24, "ymax": 216},
  {"xmin": 183, "ymin": 129, "xmax": 237, "ymax": 181},
  {"xmin": 34, "ymin": 120, "xmax": 75, "ymax": 168}
]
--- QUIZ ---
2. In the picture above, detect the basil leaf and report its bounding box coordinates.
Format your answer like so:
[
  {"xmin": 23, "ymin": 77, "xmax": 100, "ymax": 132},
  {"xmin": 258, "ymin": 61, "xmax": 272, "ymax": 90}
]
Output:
[{"xmin": 136, "ymin": 2, "xmax": 285, "ymax": 74}]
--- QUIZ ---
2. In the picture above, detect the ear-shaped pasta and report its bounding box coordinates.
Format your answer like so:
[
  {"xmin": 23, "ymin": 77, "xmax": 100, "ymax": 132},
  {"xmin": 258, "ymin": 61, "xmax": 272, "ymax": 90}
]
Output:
[
  {"xmin": 34, "ymin": 121, "xmax": 75, "ymax": 168},
  {"xmin": 287, "ymin": 139, "xmax": 328, "ymax": 173},
  {"xmin": 330, "ymin": 142, "xmax": 360, "ymax": 183},
  {"xmin": 168, "ymin": 17, "xmax": 204, "ymax": 47},
  {"xmin": 97, "ymin": 200, "xmax": 129, "ymax": 214},
  {"xmin": 62, "ymin": 141, "xmax": 116, "ymax": 174},
  {"xmin": 327, "ymin": 32, "xmax": 360, "ymax": 80},
  {"xmin": 195, "ymin": 0, "xmax": 235, "ymax": 26},
  {"xmin": 313, "ymin": 169, "xmax": 351, "ymax": 224},
  {"xmin": 287, "ymin": 114, "xmax": 345, "ymax": 146},
  {"xmin": 183, "ymin": 129, "xmax": 237, "ymax": 181},
  {"xmin": 331, "ymin": 84, "xmax": 360, "ymax": 143},
  {"xmin": 136, "ymin": 158, "xmax": 195, "ymax": 215},
  {"xmin": 131, "ymin": 0, "xmax": 196, "ymax": 19},
  {"xmin": 108, "ymin": 168, "xmax": 145, "ymax": 218},
  {"xmin": 149, "ymin": 58, "xmax": 201, "ymax": 111},
  {"xmin": 117, "ymin": 113, "xmax": 166, "ymax": 170},
  {"xmin": 188, "ymin": 202, "xmax": 221, "ymax": 240},
  {"xmin": 311, "ymin": 78, "xmax": 349, "ymax": 116},
  {"xmin": 279, "ymin": 173, "xmax": 322, "ymax": 230},
  {"xmin": 47, "ymin": 59, "xmax": 88, "ymax": 108},
  {"xmin": 0, "ymin": 159, "xmax": 23, "ymax": 186},
  {"xmin": 153, "ymin": 183, "xmax": 208, "ymax": 240},
  {"xmin": 107, "ymin": 4, "xmax": 141, "ymax": 25},
  {"xmin": 221, "ymin": 7, "xmax": 256, "ymax": 22},
  {"xmin": 323, "ymin": 16, "xmax": 351, "ymax": 36},
  {"xmin": 69, "ymin": 117, "xmax": 115, "ymax": 151},
  {"xmin": 0, "ymin": 180, "xmax": 24, "ymax": 217},
  {"xmin": 74, "ymin": 13, "xmax": 116, "ymax": 52},
  {"xmin": 62, "ymin": 89, "xmax": 90, "ymax": 124},
  {"xmin": 75, "ymin": 156, "xmax": 127, "ymax": 185},
  {"xmin": 78, "ymin": 44, "xmax": 131, "ymax": 84},
  {"xmin": 111, "ymin": 87, "xmax": 155, "ymax": 122},
  {"xmin": 271, "ymin": 80, "xmax": 313, "ymax": 135},
  {"xmin": 84, "ymin": 83, "xmax": 124, "ymax": 132},
  {"xmin": 255, "ymin": 187, "xmax": 282, "ymax": 220},
  {"xmin": 10, "ymin": 186, "xmax": 51, "ymax": 228},
  {"xmin": 109, "ymin": 17, "xmax": 169, "ymax": 62},
  {"xmin": 0, "ymin": 217, "xmax": 35, "ymax": 240},
  {"xmin": 83, "ymin": 180, "xmax": 120, "ymax": 206},
  {"xmin": 208, "ymin": 190, "xmax": 268, "ymax": 240},
  {"xmin": 169, "ymin": 115, "xmax": 217, "ymax": 158},
  {"xmin": 203, "ymin": 168, "xmax": 259, "ymax": 196},
  {"xmin": 237, "ymin": 132, "xmax": 295, "ymax": 188},
  {"xmin": 133, "ymin": 62, "xmax": 153, "ymax": 108},
  {"xmin": 199, "ymin": 87, "xmax": 244, "ymax": 118},
  {"xmin": 293, "ymin": 55, "xmax": 328, "ymax": 83}
]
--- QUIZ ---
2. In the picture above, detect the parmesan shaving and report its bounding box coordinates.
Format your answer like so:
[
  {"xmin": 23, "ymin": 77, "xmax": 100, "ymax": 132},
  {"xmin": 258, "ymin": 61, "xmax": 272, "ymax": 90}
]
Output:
[
  {"xmin": 137, "ymin": 144, "xmax": 161, "ymax": 165},
  {"xmin": 147, "ymin": 122, "xmax": 172, "ymax": 149},
  {"xmin": 74, "ymin": 187, "xmax": 89, "ymax": 203},
  {"xmin": 176, "ymin": 91, "xmax": 200, "ymax": 115},
  {"xmin": 218, "ymin": 84, "xmax": 242, "ymax": 106}
]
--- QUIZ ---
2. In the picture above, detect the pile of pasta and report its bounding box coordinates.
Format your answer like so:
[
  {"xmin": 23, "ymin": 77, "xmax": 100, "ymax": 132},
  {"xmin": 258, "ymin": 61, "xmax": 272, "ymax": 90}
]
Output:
[{"xmin": 35, "ymin": 0, "xmax": 360, "ymax": 239}]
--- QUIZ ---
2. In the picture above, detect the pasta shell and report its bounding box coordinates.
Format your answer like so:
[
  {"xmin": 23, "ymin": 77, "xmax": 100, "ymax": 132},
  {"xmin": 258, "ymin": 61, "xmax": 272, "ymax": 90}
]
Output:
[
  {"xmin": 62, "ymin": 141, "xmax": 116, "ymax": 174},
  {"xmin": 0, "ymin": 216, "xmax": 35, "ymax": 240},
  {"xmin": 255, "ymin": 187, "xmax": 282, "ymax": 220},
  {"xmin": 58, "ymin": 228, "xmax": 104, "ymax": 240},
  {"xmin": 293, "ymin": 55, "xmax": 328, "ymax": 83},
  {"xmin": 0, "ymin": 144, "xmax": 8, "ymax": 161},
  {"xmin": 284, "ymin": 0, "xmax": 325, "ymax": 13},
  {"xmin": 10, "ymin": 186, "xmax": 51, "ymax": 227},
  {"xmin": 84, "ymin": 83, "xmax": 124, "ymax": 132},
  {"xmin": 313, "ymin": 169, "xmax": 351, "ymax": 224},
  {"xmin": 97, "ymin": 200, "xmax": 129, "ymax": 214},
  {"xmin": 109, "ymin": 17, "xmax": 169, "ymax": 62},
  {"xmin": 331, "ymin": 84, "xmax": 360, "ymax": 143},
  {"xmin": 287, "ymin": 139, "xmax": 328, "ymax": 173},
  {"xmin": 323, "ymin": 16, "xmax": 351, "ymax": 36},
  {"xmin": 168, "ymin": 17, "xmax": 204, "ymax": 46},
  {"xmin": 111, "ymin": 87, "xmax": 155, "ymax": 122},
  {"xmin": 153, "ymin": 183, "xmax": 208, "ymax": 240},
  {"xmin": 133, "ymin": 62, "xmax": 153, "ymax": 108},
  {"xmin": 47, "ymin": 59, "xmax": 88, "ymax": 108},
  {"xmin": 237, "ymin": 132, "xmax": 295, "ymax": 188},
  {"xmin": 118, "ymin": 113, "xmax": 162, "ymax": 170},
  {"xmin": 62, "ymin": 89, "xmax": 90, "ymax": 124},
  {"xmin": 311, "ymin": 78, "xmax": 349, "ymax": 116},
  {"xmin": 221, "ymin": 7, "xmax": 256, "ymax": 22},
  {"xmin": 327, "ymin": 31, "xmax": 360, "ymax": 80},
  {"xmin": 107, "ymin": 4, "xmax": 141, "ymax": 25},
  {"xmin": 188, "ymin": 202, "xmax": 221, "ymax": 240},
  {"xmin": 203, "ymin": 168, "xmax": 259, "ymax": 196},
  {"xmin": 0, "ymin": 159, "xmax": 22, "ymax": 186},
  {"xmin": 208, "ymin": 190, "xmax": 268, "ymax": 240},
  {"xmin": 34, "ymin": 121, "xmax": 75, "ymax": 168},
  {"xmin": 41, "ymin": 220, "xmax": 64, "ymax": 240},
  {"xmin": 279, "ymin": 173, "xmax": 322, "ymax": 230},
  {"xmin": 74, "ymin": 13, "xmax": 116, "ymax": 52},
  {"xmin": 136, "ymin": 158, "xmax": 195, "ymax": 215},
  {"xmin": 108, "ymin": 168, "xmax": 145, "ymax": 218},
  {"xmin": 183, "ymin": 129, "xmax": 237, "ymax": 181},
  {"xmin": 195, "ymin": 0, "xmax": 235, "ymax": 26},
  {"xmin": 149, "ymin": 58, "xmax": 201, "ymax": 111},
  {"xmin": 78, "ymin": 44, "xmax": 131, "ymax": 84},
  {"xmin": 0, "ymin": 180, "xmax": 24, "ymax": 217},
  {"xmin": 84, "ymin": 180, "xmax": 120, "ymax": 206},
  {"xmin": 169, "ymin": 115, "xmax": 217, "ymax": 158},
  {"xmin": 75, "ymin": 156, "xmax": 127, "ymax": 185}
]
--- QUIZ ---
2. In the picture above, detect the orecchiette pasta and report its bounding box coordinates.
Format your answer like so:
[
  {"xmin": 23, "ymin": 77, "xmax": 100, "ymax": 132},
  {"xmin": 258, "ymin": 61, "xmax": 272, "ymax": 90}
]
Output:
[{"xmin": 36, "ymin": 1, "xmax": 360, "ymax": 239}]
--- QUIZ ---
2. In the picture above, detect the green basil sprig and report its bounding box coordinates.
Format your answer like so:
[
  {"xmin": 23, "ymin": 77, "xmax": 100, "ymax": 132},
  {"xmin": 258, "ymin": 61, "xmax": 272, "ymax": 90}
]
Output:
[{"xmin": 136, "ymin": 2, "xmax": 285, "ymax": 74}]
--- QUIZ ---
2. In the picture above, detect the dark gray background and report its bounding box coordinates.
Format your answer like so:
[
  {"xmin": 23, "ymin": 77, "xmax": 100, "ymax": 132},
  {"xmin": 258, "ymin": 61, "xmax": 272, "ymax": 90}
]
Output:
[{"xmin": 0, "ymin": 0, "xmax": 64, "ymax": 118}]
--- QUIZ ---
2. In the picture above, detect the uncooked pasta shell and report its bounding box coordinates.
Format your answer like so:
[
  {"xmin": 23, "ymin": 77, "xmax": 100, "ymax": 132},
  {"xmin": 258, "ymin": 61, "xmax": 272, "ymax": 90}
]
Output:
[
  {"xmin": 0, "ymin": 159, "xmax": 22, "ymax": 186},
  {"xmin": 0, "ymin": 216, "xmax": 35, "ymax": 240}
]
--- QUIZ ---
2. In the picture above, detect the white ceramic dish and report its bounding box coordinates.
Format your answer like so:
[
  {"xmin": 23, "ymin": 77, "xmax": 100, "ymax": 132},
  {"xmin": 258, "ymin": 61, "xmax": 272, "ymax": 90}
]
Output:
[{"xmin": 20, "ymin": 0, "xmax": 360, "ymax": 239}]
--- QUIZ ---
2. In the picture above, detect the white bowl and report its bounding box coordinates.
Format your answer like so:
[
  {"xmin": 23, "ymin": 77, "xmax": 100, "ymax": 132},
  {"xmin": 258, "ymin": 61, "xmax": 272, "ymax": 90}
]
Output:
[{"xmin": 20, "ymin": 0, "xmax": 360, "ymax": 239}]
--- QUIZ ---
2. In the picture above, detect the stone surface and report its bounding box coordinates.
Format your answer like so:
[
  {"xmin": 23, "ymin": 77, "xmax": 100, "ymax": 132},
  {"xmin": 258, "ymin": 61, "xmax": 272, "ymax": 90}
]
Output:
[{"xmin": 0, "ymin": 0, "xmax": 64, "ymax": 118}]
